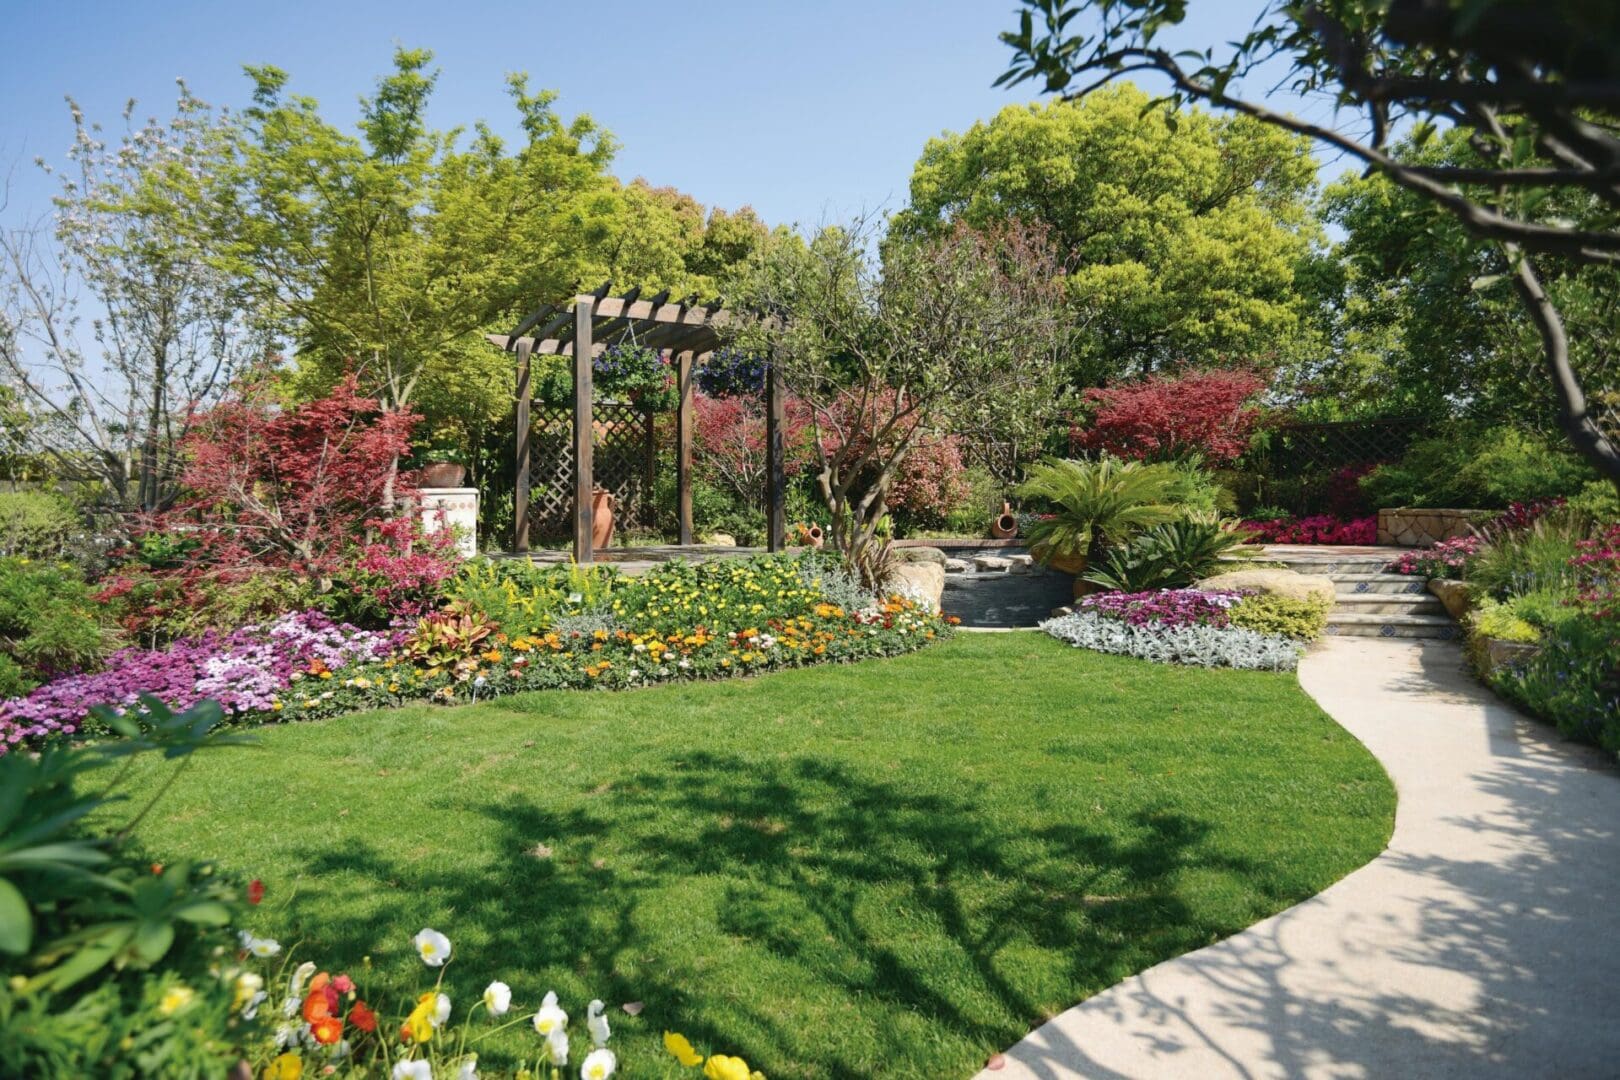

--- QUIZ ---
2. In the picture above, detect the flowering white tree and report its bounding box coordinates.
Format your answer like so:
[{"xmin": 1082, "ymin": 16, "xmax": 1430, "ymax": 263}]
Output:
[{"xmin": 0, "ymin": 84, "xmax": 260, "ymax": 511}]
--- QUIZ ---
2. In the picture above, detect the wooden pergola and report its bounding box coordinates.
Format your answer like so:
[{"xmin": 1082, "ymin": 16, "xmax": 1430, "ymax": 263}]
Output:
[{"xmin": 489, "ymin": 285, "xmax": 788, "ymax": 563}]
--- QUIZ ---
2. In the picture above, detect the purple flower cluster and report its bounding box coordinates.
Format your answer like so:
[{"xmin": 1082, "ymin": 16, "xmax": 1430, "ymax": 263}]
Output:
[
  {"xmin": 0, "ymin": 611, "xmax": 397, "ymax": 755},
  {"xmin": 1079, "ymin": 588, "xmax": 1246, "ymax": 628}
]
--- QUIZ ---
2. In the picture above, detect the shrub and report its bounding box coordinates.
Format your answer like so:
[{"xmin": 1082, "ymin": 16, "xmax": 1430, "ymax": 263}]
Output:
[
  {"xmin": 1567, "ymin": 479, "xmax": 1620, "ymax": 523},
  {"xmin": 1359, "ymin": 425, "xmax": 1594, "ymax": 509},
  {"xmin": 1041, "ymin": 610, "xmax": 1303, "ymax": 670},
  {"xmin": 0, "ymin": 558, "xmax": 116, "ymax": 697},
  {"xmin": 1074, "ymin": 368, "xmax": 1266, "ymax": 464},
  {"xmin": 1467, "ymin": 598, "xmax": 1542, "ymax": 644},
  {"xmin": 1228, "ymin": 594, "xmax": 1332, "ymax": 641},
  {"xmin": 593, "ymin": 342, "xmax": 676, "ymax": 410},
  {"xmin": 1082, "ymin": 518, "xmax": 1256, "ymax": 592},
  {"xmin": 692, "ymin": 392, "xmax": 813, "ymax": 510},
  {"xmin": 887, "ymin": 432, "xmax": 973, "ymax": 531},
  {"xmin": 0, "ymin": 491, "xmax": 78, "ymax": 558},
  {"xmin": 1494, "ymin": 615, "xmax": 1619, "ymax": 753}
]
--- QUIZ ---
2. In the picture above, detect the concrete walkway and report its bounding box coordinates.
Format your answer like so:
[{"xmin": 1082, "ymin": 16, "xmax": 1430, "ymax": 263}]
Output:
[{"xmin": 980, "ymin": 637, "xmax": 1620, "ymax": 1079}]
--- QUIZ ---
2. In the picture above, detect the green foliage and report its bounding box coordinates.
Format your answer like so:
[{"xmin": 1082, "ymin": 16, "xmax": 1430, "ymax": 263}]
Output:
[
  {"xmin": 1016, "ymin": 457, "xmax": 1182, "ymax": 564},
  {"xmin": 1567, "ymin": 480, "xmax": 1620, "ymax": 523},
  {"xmin": 0, "ymin": 698, "xmax": 251, "ymax": 1078},
  {"xmin": 0, "ymin": 558, "xmax": 115, "ymax": 696},
  {"xmin": 893, "ymin": 84, "xmax": 1322, "ymax": 384},
  {"xmin": 1228, "ymin": 594, "xmax": 1332, "ymax": 642},
  {"xmin": 1080, "ymin": 518, "xmax": 1256, "ymax": 592},
  {"xmin": 1162, "ymin": 459, "xmax": 1238, "ymax": 518},
  {"xmin": 446, "ymin": 558, "xmax": 621, "ymax": 639},
  {"xmin": 1494, "ymin": 616, "xmax": 1620, "ymax": 754},
  {"xmin": 402, "ymin": 602, "xmax": 499, "ymax": 680},
  {"xmin": 1359, "ymin": 425, "xmax": 1595, "ymax": 510},
  {"xmin": 1467, "ymin": 511, "xmax": 1597, "ymax": 599},
  {"xmin": 0, "ymin": 492, "xmax": 78, "ymax": 559}
]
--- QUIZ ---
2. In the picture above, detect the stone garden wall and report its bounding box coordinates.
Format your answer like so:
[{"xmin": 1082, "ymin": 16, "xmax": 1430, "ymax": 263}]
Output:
[{"xmin": 1377, "ymin": 508, "xmax": 1494, "ymax": 547}]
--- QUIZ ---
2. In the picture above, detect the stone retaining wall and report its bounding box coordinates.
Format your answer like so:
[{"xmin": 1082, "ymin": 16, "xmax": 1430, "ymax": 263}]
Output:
[{"xmin": 1377, "ymin": 507, "xmax": 1494, "ymax": 547}]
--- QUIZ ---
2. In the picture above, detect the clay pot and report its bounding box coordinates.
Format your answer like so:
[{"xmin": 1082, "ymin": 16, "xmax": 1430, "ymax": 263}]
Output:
[
  {"xmin": 806, "ymin": 524, "xmax": 824, "ymax": 549},
  {"xmin": 990, "ymin": 501, "xmax": 1018, "ymax": 539},
  {"xmin": 591, "ymin": 488, "xmax": 616, "ymax": 549},
  {"xmin": 420, "ymin": 462, "xmax": 466, "ymax": 488}
]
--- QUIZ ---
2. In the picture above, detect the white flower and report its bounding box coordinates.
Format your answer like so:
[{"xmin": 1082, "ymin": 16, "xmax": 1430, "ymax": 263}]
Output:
[
  {"xmin": 455, "ymin": 1054, "xmax": 479, "ymax": 1080},
  {"xmin": 547, "ymin": 1025, "xmax": 570, "ymax": 1067},
  {"xmin": 482, "ymin": 980, "xmax": 512, "ymax": 1017},
  {"xmin": 533, "ymin": 990, "xmax": 568, "ymax": 1037},
  {"xmin": 288, "ymin": 961, "xmax": 316, "ymax": 1003},
  {"xmin": 431, "ymin": 992, "xmax": 452, "ymax": 1028},
  {"xmin": 242, "ymin": 990, "xmax": 267, "ymax": 1020},
  {"xmin": 273, "ymin": 1023, "xmax": 301, "ymax": 1049},
  {"xmin": 586, "ymin": 999, "xmax": 610, "ymax": 1046},
  {"xmin": 580, "ymin": 1047, "xmax": 617, "ymax": 1080},
  {"xmin": 567, "ymin": 593, "xmax": 583, "ymax": 605},
  {"xmin": 392, "ymin": 1061, "xmax": 433, "ymax": 1080},
  {"xmin": 413, "ymin": 928, "xmax": 452, "ymax": 967},
  {"xmin": 238, "ymin": 931, "xmax": 282, "ymax": 958}
]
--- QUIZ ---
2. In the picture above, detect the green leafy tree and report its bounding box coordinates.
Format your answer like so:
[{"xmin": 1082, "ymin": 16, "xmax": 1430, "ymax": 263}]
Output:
[
  {"xmin": 223, "ymin": 49, "xmax": 619, "ymax": 448},
  {"xmin": 893, "ymin": 83, "xmax": 1322, "ymax": 386},
  {"xmin": 998, "ymin": 0, "xmax": 1620, "ymax": 488}
]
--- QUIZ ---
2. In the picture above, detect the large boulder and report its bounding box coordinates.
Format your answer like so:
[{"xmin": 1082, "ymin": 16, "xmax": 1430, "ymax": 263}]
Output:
[
  {"xmin": 1197, "ymin": 568, "xmax": 1335, "ymax": 604},
  {"xmin": 1428, "ymin": 578, "xmax": 1474, "ymax": 622},
  {"xmin": 887, "ymin": 561, "xmax": 945, "ymax": 613}
]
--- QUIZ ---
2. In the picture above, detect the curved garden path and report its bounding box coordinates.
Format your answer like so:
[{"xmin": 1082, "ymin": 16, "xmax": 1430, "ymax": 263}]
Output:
[{"xmin": 979, "ymin": 636, "xmax": 1620, "ymax": 1079}]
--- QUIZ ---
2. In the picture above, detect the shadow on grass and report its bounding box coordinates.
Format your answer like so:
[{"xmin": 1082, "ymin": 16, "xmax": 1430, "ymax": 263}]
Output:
[{"xmin": 291, "ymin": 751, "xmax": 1267, "ymax": 1077}]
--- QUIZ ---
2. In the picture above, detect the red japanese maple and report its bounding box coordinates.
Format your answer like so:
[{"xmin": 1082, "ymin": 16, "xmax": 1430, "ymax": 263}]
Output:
[
  {"xmin": 176, "ymin": 375, "xmax": 420, "ymax": 576},
  {"xmin": 1075, "ymin": 368, "xmax": 1267, "ymax": 464}
]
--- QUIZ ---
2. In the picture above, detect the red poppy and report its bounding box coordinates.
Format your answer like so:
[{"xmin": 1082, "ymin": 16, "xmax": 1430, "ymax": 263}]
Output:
[
  {"xmin": 247, "ymin": 879, "xmax": 265, "ymax": 905},
  {"xmin": 310, "ymin": 1015, "xmax": 344, "ymax": 1045},
  {"xmin": 332, "ymin": 973, "xmax": 354, "ymax": 995},
  {"xmin": 302, "ymin": 973, "xmax": 340, "ymax": 1023},
  {"xmin": 348, "ymin": 1000, "xmax": 378, "ymax": 1033}
]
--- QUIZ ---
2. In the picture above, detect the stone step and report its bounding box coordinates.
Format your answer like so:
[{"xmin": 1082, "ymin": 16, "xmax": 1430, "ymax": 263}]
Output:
[
  {"xmin": 1332, "ymin": 593, "xmax": 1447, "ymax": 617},
  {"xmin": 1324, "ymin": 612, "xmax": 1459, "ymax": 639},
  {"xmin": 1334, "ymin": 573, "xmax": 1430, "ymax": 596},
  {"xmin": 1271, "ymin": 557, "xmax": 1394, "ymax": 576}
]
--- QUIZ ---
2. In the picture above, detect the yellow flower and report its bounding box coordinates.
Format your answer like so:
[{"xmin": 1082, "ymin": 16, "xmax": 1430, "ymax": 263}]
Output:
[
  {"xmin": 262, "ymin": 1053, "xmax": 304, "ymax": 1080},
  {"xmin": 704, "ymin": 1054, "xmax": 753, "ymax": 1080},
  {"xmin": 403, "ymin": 991, "xmax": 437, "ymax": 1043},
  {"xmin": 159, "ymin": 984, "xmax": 195, "ymax": 1015},
  {"xmin": 664, "ymin": 1031, "xmax": 704, "ymax": 1067}
]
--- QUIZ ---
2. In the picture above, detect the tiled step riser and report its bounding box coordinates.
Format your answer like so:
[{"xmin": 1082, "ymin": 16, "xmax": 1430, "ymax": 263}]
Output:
[
  {"xmin": 1274, "ymin": 560, "xmax": 1393, "ymax": 577},
  {"xmin": 1326, "ymin": 621, "xmax": 1459, "ymax": 640},
  {"xmin": 1336, "ymin": 598, "xmax": 1446, "ymax": 617},
  {"xmin": 1335, "ymin": 575, "xmax": 1430, "ymax": 596}
]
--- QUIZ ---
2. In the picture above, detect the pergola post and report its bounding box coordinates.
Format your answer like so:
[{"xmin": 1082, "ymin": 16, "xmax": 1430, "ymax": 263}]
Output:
[
  {"xmin": 766, "ymin": 351, "xmax": 786, "ymax": 552},
  {"xmin": 675, "ymin": 350, "xmax": 695, "ymax": 545},
  {"xmin": 513, "ymin": 338, "xmax": 533, "ymax": 552},
  {"xmin": 572, "ymin": 297, "xmax": 595, "ymax": 563}
]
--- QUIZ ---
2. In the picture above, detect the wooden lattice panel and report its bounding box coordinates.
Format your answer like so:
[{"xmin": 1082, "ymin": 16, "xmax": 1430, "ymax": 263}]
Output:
[
  {"xmin": 526, "ymin": 404, "xmax": 655, "ymax": 538},
  {"xmin": 1260, "ymin": 417, "xmax": 1428, "ymax": 477}
]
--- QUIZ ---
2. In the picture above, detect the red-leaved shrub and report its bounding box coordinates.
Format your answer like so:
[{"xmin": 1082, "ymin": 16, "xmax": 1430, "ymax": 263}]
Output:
[
  {"xmin": 1075, "ymin": 368, "xmax": 1266, "ymax": 463},
  {"xmin": 692, "ymin": 392, "xmax": 814, "ymax": 507}
]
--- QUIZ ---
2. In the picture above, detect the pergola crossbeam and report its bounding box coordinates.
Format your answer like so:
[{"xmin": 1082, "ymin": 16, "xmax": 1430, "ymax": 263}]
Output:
[{"xmin": 493, "ymin": 284, "xmax": 775, "ymax": 562}]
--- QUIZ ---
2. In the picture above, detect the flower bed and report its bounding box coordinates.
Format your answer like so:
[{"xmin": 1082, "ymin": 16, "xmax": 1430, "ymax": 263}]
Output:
[
  {"xmin": 1046, "ymin": 586, "xmax": 1315, "ymax": 670},
  {"xmin": 1041, "ymin": 610, "xmax": 1304, "ymax": 670},
  {"xmin": 1240, "ymin": 514, "xmax": 1377, "ymax": 545},
  {"xmin": 0, "ymin": 553, "xmax": 951, "ymax": 756},
  {"xmin": 1385, "ymin": 535, "xmax": 1481, "ymax": 577}
]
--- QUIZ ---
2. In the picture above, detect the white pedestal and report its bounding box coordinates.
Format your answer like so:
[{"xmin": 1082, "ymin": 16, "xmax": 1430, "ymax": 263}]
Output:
[{"xmin": 418, "ymin": 487, "xmax": 479, "ymax": 558}]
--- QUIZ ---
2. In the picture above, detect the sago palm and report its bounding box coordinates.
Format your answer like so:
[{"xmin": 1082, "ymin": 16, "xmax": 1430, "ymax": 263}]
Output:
[{"xmin": 1017, "ymin": 457, "xmax": 1183, "ymax": 568}]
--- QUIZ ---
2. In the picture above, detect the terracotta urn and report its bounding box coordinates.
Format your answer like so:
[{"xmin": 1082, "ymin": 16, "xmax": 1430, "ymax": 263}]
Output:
[
  {"xmin": 806, "ymin": 524, "xmax": 824, "ymax": 549},
  {"xmin": 420, "ymin": 462, "xmax": 466, "ymax": 488},
  {"xmin": 991, "ymin": 501, "xmax": 1018, "ymax": 539},
  {"xmin": 591, "ymin": 487, "xmax": 616, "ymax": 548}
]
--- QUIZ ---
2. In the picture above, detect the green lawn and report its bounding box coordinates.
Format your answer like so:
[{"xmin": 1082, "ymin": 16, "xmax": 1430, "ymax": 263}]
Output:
[{"xmin": 123, "ymin": 632, "xmax": 1393, "ymax": 1078}]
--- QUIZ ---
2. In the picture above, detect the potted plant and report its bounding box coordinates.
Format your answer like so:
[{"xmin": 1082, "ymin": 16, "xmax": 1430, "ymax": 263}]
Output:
[
  {"xmin": 418, "ymin": 445, "xmax": 467, "ymax": 488},
  {"xmin": 1016, "ymin": 457, "xmax": 1182, "ymax": 597}
]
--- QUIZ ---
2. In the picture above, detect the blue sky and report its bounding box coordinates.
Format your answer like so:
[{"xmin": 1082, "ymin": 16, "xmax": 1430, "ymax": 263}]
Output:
[{"xmin": 0, "ymin": 0, "xmax": 1352, "ymax": 231}]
